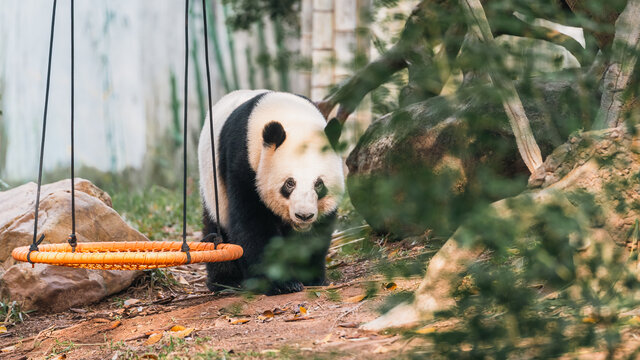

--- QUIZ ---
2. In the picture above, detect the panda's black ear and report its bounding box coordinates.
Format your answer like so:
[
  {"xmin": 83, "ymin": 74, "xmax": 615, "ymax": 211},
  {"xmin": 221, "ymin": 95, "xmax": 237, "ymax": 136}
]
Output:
[{"xmin": 263, "ymin": 121, "xmax": 286, "ymax": 149}]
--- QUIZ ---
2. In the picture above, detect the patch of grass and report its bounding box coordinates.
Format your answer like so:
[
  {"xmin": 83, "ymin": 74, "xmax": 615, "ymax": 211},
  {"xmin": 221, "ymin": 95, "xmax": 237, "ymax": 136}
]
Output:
[
  {"xmin": 157, "ymin": 337, "xmax": 187, "ymax": 359},
  {"xmin": 110, "ymin": 184, "xmax": 201, "ymax": 241},
  {"xmin": 111, "ymin": 297, "xmax": 125, "ymax": 308},
  {"xmin": 0, "ymin": 300, "xmax": 32, "ymax": 324},
  {"xmin": 47, "ymin": 340, "xmax": 76, "ymax": 359},
  {"xmin": 149, "ymin": 268, "xmax": 179, "ymax": 289},
  {"xmin": 105, "ymin": 339, "xmax": 139, "ymax": 360},
  {"xmin": 326, "ymin": 289, "xmax": 342, "ymax": 302},
  {"xmin": 328, "ymin": 269, "xmax": 343, "ymax": 281},
  {"xmin": 194, "ymin": 346, "xmax": 342, "ymax": 359},
  {"xmin": 221, "ymin": 301, "xmax": 246, "ymax": 316}
]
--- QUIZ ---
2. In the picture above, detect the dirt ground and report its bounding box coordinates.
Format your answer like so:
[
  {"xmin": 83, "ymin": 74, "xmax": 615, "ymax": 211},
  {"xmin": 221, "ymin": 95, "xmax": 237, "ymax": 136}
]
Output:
[{"xmin": 0, "ymin": 250, "xmax": 427, "ymax": 360}]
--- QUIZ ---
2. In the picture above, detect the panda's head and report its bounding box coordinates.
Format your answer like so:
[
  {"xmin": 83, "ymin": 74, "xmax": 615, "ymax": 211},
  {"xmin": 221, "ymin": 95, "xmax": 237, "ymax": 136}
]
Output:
[{"xmin": 255, "ymin": 118, "xmax": 344, "ymax": 232}]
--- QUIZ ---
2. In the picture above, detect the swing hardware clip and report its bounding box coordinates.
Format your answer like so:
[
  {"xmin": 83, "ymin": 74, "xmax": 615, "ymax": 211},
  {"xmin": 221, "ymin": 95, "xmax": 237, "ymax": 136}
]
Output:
[{"xmin": 68, "ymin": 233, "xmax": 77, "ymax": 252}]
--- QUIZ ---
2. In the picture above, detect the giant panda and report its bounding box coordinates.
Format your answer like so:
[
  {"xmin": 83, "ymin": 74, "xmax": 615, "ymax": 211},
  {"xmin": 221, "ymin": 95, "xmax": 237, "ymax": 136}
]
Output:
[{"xmin": 198, "ymin": 90, "xmax": 345, "ymax": 295}]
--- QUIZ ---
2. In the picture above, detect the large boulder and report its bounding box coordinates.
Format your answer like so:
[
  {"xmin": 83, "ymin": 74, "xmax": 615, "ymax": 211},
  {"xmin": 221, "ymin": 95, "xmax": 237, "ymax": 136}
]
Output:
[
  {"xmin": 346, "ymin": 79, "xmax": 599, "ymax": 237},
  {"xmin": 0, "ymin": 179, "xmax": 146, "ymax": 311},
  {"xmin": 0, "ymin": 264, "xmax": 139, "ymax": 312}
]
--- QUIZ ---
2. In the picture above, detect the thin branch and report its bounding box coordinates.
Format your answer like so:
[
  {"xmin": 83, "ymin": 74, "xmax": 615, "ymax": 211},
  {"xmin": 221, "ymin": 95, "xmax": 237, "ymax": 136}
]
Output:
[
  {"xmin": 593, "ymin": 0, "xmax": 640, "ymax": 129},
  {"xmin": 460, "ymin": 0, "xmax": 543, "ymax": 173}
]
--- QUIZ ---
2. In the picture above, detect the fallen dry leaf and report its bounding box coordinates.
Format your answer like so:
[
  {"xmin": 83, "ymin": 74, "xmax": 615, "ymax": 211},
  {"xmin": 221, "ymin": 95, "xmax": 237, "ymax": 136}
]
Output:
[
  {"xmin": 94, "ymin": 318, "xmax": 110, "ymax": 324},
  {"xmin": 384, "ymin": 282, "xmax": 397, "ymax": 291},
  {"xmin": 257, "ymin": 309, "xmax": 275, "ymax": 322},
  {"xmin": 50, "ymin": 355, "xmax": 67, "ymax": 360},
  {"xmin": 582, "ymin": 317, "xmax": 598, "ymax": 324},
  {"xmin": 415, "ymin": 326, "xmax": 436, "ymax": 334},
  {"xmin": 170, "ymin": 325, "xmax": 186, "ymax": 332},
  {"xmin": 140, "ymin": 355, "xmax": 159, "ymax": 360},
  {"xmin": 344, "ymin": 294, "xmax": 366, "ymax": 303},
  {"xmin": 145, "ymin": 333, "xmax": 163, "ymax": 345},
  {"xmin": 321, "ymin": 333, "xmax": 332, "ymax": 343},
  {"xmin": 123, "ymin": 299, "xmax": 140, "ymax": 307},
  {"xmin": 230, "ymin": 318, "xmax": 250, "ymax": 325},
  {"xmin": 299, "ymin": 306, "xmax": 308, "ymax": 315},
  {"xmin": 0, "ymin": 326, "xmax": 6, "ymax": 334},
  {"xmin": 629, "ymin": 316, "xmax": 640, "ymax": 326},
  {"xmin": 338, "ymin": 322, "xmax": 359, "ymax": 328},
  {"xmin": 170, "ymin": 328, "xmax": 194, "ymax": 338},
  {"xmin": 177, "ymin": 276, "xmax": 190, "ymax": 286},
  {"xmin": 1, "ymin": 345, "xmax": 16, "ymax": 353},
  {"xmin": 273, "ymin": 307, "xmax": 288, "ymax": 315},
  {"xmin": 109, "ymin": 320, "xmax": 122, "ymax": 330}
]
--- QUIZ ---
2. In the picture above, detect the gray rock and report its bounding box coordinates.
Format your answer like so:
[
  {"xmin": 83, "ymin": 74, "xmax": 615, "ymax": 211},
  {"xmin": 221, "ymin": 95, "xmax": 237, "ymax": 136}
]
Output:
[
  {"xmin": 0, "ymin": 263, "xmax": 139, "ymax": 312},
  {"xmin": 346, "ymin": 79, "xmax": 596, "ymax": 237},
  {"xmin": 0, "ymin": 179, "xmax": 146, "ymax": 311}
]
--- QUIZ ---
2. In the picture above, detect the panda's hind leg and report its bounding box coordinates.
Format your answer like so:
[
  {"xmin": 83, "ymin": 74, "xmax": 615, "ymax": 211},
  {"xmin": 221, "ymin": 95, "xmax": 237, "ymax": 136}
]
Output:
[{"xmin": 202, "ymin": 206, "xmax": 243, "ymax": 291}]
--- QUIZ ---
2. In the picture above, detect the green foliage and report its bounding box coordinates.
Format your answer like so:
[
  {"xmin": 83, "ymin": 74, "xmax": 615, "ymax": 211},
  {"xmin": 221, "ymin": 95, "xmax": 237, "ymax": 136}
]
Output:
[
  {"xmin": 414, "ymin": 194, "xmax": 640, "ymax": 358},
  {"xmin": 222, "ymin": 0, "xmax": 300, "ymax": 31}
]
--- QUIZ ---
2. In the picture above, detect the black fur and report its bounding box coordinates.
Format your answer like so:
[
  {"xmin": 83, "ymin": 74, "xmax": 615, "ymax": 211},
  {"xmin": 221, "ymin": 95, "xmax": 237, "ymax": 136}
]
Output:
[
  {"xmin": 203, "ymin": 92, "xmax": 334, "ymax": 295},
  {"xmin": 262, "ymin": 121, "xmax": 286, "ymax": 149}
]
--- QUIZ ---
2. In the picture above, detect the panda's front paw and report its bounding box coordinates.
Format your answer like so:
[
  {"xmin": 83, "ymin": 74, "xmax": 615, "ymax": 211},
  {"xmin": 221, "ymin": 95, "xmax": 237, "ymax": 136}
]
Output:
[{"xmin": 266, "ymin": 280, "xmax": 305, "ymax": 295}]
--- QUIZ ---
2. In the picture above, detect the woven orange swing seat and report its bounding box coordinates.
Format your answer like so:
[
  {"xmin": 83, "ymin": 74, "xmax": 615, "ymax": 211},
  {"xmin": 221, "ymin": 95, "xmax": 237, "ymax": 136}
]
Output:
[{"xmin": 12, "ymin": 241, "xmax": 243, "ymax": 270}]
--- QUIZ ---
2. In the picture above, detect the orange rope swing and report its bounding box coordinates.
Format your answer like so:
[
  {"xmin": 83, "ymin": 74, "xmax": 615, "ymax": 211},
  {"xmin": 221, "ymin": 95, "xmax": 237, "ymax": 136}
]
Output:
[
  {"xmin": 12, "ymin": 242, "xmax": 243, "ymax": 271},
  {"xmin": 13, "ymin": 0, "xmax": 241, "ymax": 271}
]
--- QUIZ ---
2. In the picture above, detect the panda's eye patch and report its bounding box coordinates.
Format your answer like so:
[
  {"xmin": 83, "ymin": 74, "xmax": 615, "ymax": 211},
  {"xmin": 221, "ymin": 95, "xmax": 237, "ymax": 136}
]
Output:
[
  {"xmin": 280, "ymin": 178, "xmax": 296, "ymax": 198},
  {"xmin": 315, "ymin": 178, "xmax": 327, "ymax": 199}
]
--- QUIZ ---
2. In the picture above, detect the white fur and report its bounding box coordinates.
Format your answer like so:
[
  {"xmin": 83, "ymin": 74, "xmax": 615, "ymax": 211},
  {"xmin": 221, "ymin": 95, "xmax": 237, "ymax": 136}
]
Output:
[{"xmin": 198, "ymin": 90, "xmax": 345, "ymax": 230}]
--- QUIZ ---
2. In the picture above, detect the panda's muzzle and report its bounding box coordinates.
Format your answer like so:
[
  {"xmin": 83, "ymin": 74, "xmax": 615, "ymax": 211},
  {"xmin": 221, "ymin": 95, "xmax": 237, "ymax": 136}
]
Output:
[{"xmin": 295, "ymin": 212, "xmax": 314, "ymax": 222}]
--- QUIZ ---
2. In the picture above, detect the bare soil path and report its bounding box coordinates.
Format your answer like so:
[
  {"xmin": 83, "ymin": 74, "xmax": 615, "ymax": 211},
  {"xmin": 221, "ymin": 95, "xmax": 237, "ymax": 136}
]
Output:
[{"xmin": 0, "ymin": 259, "xmax": 424, "ymax": 359}]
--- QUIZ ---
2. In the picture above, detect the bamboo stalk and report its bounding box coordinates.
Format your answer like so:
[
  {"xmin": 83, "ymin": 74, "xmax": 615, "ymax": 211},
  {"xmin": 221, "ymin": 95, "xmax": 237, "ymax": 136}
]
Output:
[
  {"xmin": 274, "ymin": 20, "xmax": 290, "ymax": 91},
  {"xmin": 460, "ymin": 0, "xmax": 543, "ymax": 173},
  {"xmin": 593, "ymin": 0, "xmax": 640, "ymax": 129},
  {"xmin": 190, "ymin": 5, "xmax": 206, "ymax": 125},
  {"xmin": 205, "ymin": 0, "xmax": 231, "ymax": 92},
  {"xmin": 246, "ymin": 45, "xmax": 257, "ymax": 89},
  {"xmin": 256, "ymin": 19, "xmax": 273, "ymax": 89},
  {"xmin": 222, "ymin": 3, "xmax": 240, "ymax": 90}
]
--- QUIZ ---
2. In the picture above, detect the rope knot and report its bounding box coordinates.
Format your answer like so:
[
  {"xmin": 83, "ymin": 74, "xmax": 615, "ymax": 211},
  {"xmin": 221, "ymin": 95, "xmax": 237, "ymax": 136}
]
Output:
[
  {"xmin": 27, "ymin": 234, "xmax": 45, "ymax": 266},
  {"xmin": 181, "ymin": 241, "xmax": 191, "ymax": 264}
]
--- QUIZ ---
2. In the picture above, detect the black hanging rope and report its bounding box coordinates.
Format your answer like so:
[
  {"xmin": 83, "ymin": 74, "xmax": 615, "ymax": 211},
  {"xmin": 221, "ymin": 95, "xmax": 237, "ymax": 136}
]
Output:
[
  {"xmin": 201, "ymin": 0, "xmax": 222, "ymax": 244},
  {"xmin": 181, "ymin": 0, "xmax": 192, "ymax": 264},
  {"xmin": 68, "ymin": 0, "xmax": 77, "ymax": 252},
  {"xmin": 29, "ymin": 0, "xmax": 58, "ymax": 265}
]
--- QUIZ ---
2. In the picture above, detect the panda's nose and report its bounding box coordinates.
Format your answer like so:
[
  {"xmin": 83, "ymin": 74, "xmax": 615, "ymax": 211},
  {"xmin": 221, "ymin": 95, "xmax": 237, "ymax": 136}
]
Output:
[{"xmin": 295, "ymin": 212, "xmax": 314, "ymax": 222}]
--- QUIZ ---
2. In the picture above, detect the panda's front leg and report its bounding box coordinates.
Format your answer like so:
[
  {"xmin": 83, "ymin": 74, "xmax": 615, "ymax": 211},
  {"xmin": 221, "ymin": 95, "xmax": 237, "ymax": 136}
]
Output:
[
  {"xmin": 303, "ymin": 211, "xmax": 337, "ymax": 286},
  {"xmin": 228, "ymin": 218, "xmax": 305, "ymax": 295}
]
